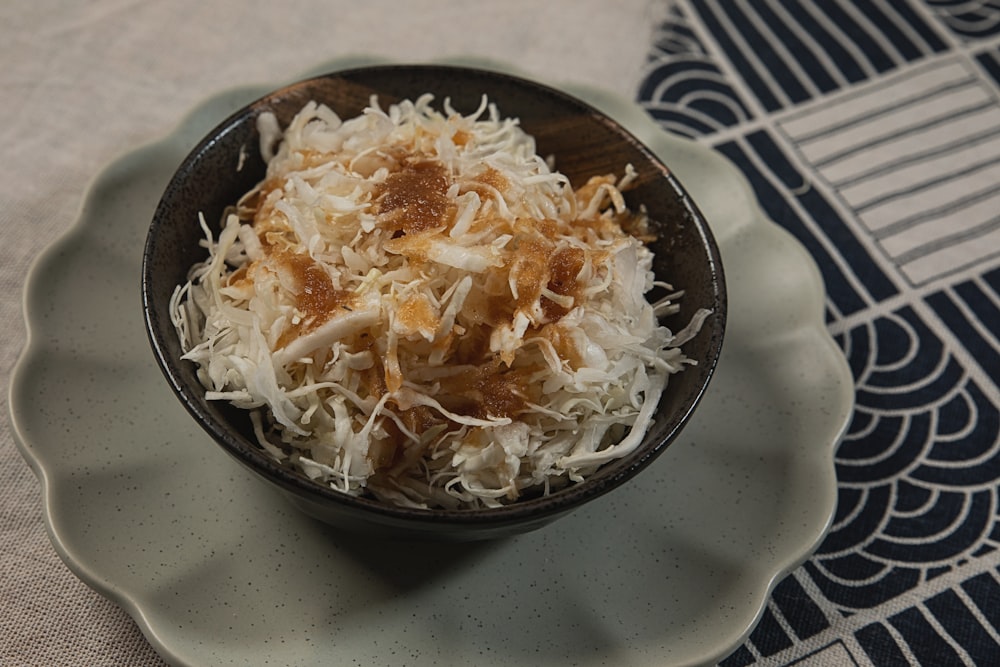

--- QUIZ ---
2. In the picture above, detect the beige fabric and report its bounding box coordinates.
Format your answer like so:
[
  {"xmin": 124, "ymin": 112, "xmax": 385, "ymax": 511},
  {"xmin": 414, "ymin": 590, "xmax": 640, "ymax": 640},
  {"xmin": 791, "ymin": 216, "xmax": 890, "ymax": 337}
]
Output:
[{"xmin": 0, "ymin": 2, "xmax": 657, "ymax": 664}]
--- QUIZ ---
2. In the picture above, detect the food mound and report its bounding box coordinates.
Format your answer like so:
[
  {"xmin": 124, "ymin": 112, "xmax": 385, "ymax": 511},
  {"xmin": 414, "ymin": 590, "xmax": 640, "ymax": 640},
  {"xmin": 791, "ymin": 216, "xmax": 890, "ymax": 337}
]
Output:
[{"xmin": 171, "ymin": 95, "xmax": 709, "ymax": 509}]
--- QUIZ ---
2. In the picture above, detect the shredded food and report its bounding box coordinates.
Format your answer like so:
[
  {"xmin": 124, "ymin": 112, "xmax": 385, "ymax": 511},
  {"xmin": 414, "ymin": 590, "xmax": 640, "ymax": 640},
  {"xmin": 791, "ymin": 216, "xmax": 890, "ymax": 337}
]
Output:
[{"xmin": 171, "ymin": 95, "xmax": 711, "ymax": 509}]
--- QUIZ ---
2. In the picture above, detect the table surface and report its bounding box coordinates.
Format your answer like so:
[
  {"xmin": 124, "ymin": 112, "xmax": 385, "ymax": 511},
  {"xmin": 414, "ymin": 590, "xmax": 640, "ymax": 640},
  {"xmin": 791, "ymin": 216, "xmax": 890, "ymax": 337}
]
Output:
[{"xmin": 3, "ymin": 1, "xmax": 998, "ymax": 666}]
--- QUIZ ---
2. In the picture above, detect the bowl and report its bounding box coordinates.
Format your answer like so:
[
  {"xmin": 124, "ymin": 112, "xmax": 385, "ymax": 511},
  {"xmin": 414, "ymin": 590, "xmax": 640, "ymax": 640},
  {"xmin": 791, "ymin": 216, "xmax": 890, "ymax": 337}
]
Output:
[{"xmin": 141, "ymin": 64, "xmax": 726, "ymax": 541}]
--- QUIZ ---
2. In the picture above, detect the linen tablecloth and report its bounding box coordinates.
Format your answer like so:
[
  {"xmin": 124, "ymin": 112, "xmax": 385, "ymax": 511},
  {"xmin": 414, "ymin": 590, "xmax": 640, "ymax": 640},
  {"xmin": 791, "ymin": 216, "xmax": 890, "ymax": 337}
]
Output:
[{"xmin": 2, "ymin": 1, "xmax": 997, "ymax": 665}]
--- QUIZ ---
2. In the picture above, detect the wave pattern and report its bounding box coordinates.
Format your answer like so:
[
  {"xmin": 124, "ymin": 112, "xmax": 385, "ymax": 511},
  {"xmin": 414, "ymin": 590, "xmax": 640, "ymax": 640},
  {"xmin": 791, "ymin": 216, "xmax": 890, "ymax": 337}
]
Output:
[
  {"xmin": 816, "ymin": 308, "xmax": 999, "ymax": 599},
  {"xmin": 643, "ymin": 3, "xmax": 1000, "ymax": 666},
  {"xmin": 722, "ymin": 308, "xmax": 999, "ymax": 665},
  {"xmin": 638, "ymin": 4, "xmax": 753, "ymax": 137},
  {"xmin": 926, "ymin": 0, "xmax": 1000, "ymax": 39},
  {"xmin": 639, "ymin": 0, "xmax": 949, "ymax": 122}
]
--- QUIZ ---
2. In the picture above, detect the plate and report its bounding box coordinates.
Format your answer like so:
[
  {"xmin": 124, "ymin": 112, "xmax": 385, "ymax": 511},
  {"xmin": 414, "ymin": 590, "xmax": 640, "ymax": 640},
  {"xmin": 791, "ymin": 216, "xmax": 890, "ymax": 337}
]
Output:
[{"xmin": 10, "ymin": 58, "xmax": 853, "ymax": 667}]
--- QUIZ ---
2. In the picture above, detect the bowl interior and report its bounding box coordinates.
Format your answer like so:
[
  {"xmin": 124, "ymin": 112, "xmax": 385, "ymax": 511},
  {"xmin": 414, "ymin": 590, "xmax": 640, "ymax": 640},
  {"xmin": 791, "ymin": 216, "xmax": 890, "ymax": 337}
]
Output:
[{"xmin": 142, "ymin": 65, "xmax": 726, "ymax": 536}]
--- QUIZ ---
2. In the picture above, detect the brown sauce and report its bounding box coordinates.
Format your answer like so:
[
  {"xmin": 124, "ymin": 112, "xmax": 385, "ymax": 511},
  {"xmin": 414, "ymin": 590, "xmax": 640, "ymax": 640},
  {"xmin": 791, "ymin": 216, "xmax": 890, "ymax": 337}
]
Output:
[
  {"xmin": 476, "ymin": 166, "xmax": 507, "ymax": 193},
  {"xmin": 438, "ymin": 362, "xmax": 536, "ymax": 421},
  {"xmin": 369, "ymin": 403, "xmax": 442, "ymax": 471},
  {"xmin": 512, "ymin": 238, "xmax": 549, "ymax": 312},
  {"xmin": 396, "ymin": 293, "xmax": 440, "ymax": 336},
  {"xmin": 369, "ymin": 359, "xmax": 538, "ymax": 461},
  {"xmin": 375, "ymin": 160, "xmax": 452, "ymax": 235},
  {"xmin": 472, "ymin": 367, "xmax": 532, "ymax": 420},
  {"xmin": 243, "ymin": 177, "xmax": 284, "ymax": 225},
  {"xmin": 541, "ymin": 246, "xmax": 585, "ymax": 321},
  {"xmin": 225, "ymin": 265, "xmax": 250, "ymax": 288},
  {"xmin": 273, "ymin": 252, "xmax": 355, "ymax": 349},
  {"xmin": 283, "ymin": 252, "xmax": 352, "ymax": 318}
]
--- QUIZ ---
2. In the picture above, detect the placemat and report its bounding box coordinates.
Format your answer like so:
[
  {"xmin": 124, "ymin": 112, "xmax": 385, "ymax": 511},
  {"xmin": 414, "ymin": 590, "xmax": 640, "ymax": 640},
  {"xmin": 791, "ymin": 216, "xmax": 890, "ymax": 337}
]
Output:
[{"xmin": 641, "ymin": 2, "xmax": 999, "ymax": 665}]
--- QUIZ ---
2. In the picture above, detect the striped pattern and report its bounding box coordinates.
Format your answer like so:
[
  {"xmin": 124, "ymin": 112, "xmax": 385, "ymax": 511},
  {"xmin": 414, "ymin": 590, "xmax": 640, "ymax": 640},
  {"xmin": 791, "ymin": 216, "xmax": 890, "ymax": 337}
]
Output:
[
  {"xmin": 714, "ymin": 133, "xmax": 898, "ymax": 318},
  {"xmin": 722, "ymin": 640, "xmax": 862, "ymax": 667},
  {"xmin": 686, "ymin": 0, "xmax": 948, "ymax": 113},
  {"xmin": 751, "ymin": 576, "xmax": 830, "ymax": 655},
  {"xmin": 639, "ymin": 3, "xmax": 1000, "ymax": 666},
  {"xmin": 928, "ymin": 267, "xmax": 1000, "ymax": 383},
  {"xmin": 978, "ymin": 47, "xmax": 1000, "ymax": 87},
  {"xmin": 856, "ymin": 568, "xmax": 1000, "ymax": 665},
  {"xmin": 778, "ymin": 58, "xmax": 1000, "ymax": 285},
  {"xmin": 719, "ymin": 574, "xmax": 833, "ymax": 666},
  {"xmin": 639, "ymin": 3, "xmax": 753, "ymax": 137}
]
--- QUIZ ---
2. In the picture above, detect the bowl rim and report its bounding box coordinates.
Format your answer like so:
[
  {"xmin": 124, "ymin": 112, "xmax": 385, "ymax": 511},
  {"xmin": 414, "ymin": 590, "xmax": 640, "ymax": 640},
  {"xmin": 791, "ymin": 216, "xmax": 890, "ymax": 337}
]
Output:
[{"xmin": 141, "ymin": 63, "xmax": 727, "ymax": 530}]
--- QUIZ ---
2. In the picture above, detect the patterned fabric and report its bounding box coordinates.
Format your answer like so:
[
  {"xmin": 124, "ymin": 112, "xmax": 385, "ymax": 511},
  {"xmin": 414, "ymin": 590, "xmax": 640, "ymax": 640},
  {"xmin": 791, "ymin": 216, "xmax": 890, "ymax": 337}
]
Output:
[{"xmin": 638, "ymin": 1, "xmax": 1000, "ymax": 665}]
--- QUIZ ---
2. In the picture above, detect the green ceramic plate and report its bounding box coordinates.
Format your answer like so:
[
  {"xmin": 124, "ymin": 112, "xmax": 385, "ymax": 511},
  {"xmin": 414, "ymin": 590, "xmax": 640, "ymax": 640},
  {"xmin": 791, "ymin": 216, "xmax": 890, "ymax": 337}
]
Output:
[{"xmin": 11, "ymin": 57, "xmax": 853, "ymax": 667}]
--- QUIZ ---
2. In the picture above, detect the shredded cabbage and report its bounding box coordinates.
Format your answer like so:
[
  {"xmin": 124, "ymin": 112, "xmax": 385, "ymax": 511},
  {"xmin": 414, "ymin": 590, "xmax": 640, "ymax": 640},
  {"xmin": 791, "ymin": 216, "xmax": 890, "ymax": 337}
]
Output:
[{"xmin": 171, "ymin": 95, "xmax": 709, "ymax": 509}]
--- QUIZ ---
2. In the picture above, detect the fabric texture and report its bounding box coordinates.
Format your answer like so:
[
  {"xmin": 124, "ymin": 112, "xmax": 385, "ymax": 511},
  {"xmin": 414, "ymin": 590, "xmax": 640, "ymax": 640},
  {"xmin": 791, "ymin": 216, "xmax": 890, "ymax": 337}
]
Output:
[{"xmin": 638, "ymin": 1, "xmax": 1000, "ymax": 665}]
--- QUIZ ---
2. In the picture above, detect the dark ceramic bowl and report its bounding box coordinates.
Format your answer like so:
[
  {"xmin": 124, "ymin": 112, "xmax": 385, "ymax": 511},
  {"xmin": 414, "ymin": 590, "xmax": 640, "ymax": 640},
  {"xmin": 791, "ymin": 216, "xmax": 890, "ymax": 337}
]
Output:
[{"xmin": 142, "ymin": 64, "xmax": 726, "ymax": 541}]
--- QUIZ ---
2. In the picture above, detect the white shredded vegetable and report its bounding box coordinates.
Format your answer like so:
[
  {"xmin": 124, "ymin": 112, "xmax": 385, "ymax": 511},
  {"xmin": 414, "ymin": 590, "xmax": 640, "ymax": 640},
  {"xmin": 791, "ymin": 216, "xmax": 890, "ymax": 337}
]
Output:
[{"xmin": 171, "ymin": 95, "xmax": 710, "ymax": 509}]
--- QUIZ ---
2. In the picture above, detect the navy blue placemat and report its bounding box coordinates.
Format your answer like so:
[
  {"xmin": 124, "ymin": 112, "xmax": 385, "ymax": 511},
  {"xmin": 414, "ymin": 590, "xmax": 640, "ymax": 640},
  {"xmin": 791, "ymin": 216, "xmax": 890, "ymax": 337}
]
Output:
[{"xmin": 638, "ymin": 1, "xmax": 1000, "ymax": 665}]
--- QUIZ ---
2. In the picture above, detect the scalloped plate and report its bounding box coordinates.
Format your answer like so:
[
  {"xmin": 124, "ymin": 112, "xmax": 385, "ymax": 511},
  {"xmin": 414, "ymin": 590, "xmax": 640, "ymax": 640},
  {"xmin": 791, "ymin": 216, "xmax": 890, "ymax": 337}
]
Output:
[{"xmin": 10, "ymin": 58, "xmax": 853, "ymax": 667}]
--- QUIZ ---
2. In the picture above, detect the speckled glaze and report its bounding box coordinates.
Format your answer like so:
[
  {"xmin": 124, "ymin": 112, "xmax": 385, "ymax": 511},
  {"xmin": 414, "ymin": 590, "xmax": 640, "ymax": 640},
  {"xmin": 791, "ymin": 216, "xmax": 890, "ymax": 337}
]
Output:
[{"xmin": 141, "ymin": 65, "xmax": 726, "ymax": 541}]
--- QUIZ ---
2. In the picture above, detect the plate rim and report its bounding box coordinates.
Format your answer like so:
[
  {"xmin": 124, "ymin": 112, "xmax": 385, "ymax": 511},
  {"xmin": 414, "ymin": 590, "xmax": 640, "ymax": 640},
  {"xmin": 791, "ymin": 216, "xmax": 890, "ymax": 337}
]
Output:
[{"xmin": 8, "ymin": 56, "xmax": 854, "ymax": 667}]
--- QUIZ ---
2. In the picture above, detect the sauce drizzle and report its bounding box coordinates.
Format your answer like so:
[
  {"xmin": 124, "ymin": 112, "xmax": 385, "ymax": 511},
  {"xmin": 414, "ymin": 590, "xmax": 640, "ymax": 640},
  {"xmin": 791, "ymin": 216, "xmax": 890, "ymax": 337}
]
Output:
[{"xmin": 376, "ymin": 160, "xmax": 452, "ymax": 235}]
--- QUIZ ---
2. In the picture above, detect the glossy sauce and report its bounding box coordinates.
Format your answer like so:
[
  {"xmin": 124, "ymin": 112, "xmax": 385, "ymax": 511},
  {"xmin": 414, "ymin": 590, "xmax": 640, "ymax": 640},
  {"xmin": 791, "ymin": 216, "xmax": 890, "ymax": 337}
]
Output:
[
  {"xmin": 542, "ymin": 246, "xmax": 585, "ymax": 321},
  {"xmin": 272, "ymin": 154, "xmax": 606, "ymax": 456},
  {"xmin": 369, "ymin": 402, "xmax": 441, "ymax": 471},
  {"xmin": 512, "ymin": 238, "xmax": 548, "ymax": 312},
  {"xmin": 371, "ymin": 356, "xmax": 539, "ymax": 462},
  {"xmin": 396, "ymin": 293, "xmax": 440, "ymax": 337},
  {"xmin": 274, "ymin": 252, "xmax": 355, "ymax": 349},
  {"xmin": 241, "ymin": 176, "xmax": 285, "ymax": 230},
  {"xmin": 472, "ymin": 367, "xmax": 533, "ymax": 420},
  {"xmin": 375, "ymin": 160, "xmax": 452, "ymax": 235},
  {"xmin": 475, "ymin": 166, "xmax": 507, "ymax": 193},
  {"xmin": 438, "ymin": 363, "xmax": 536, "ymax": 421}
]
